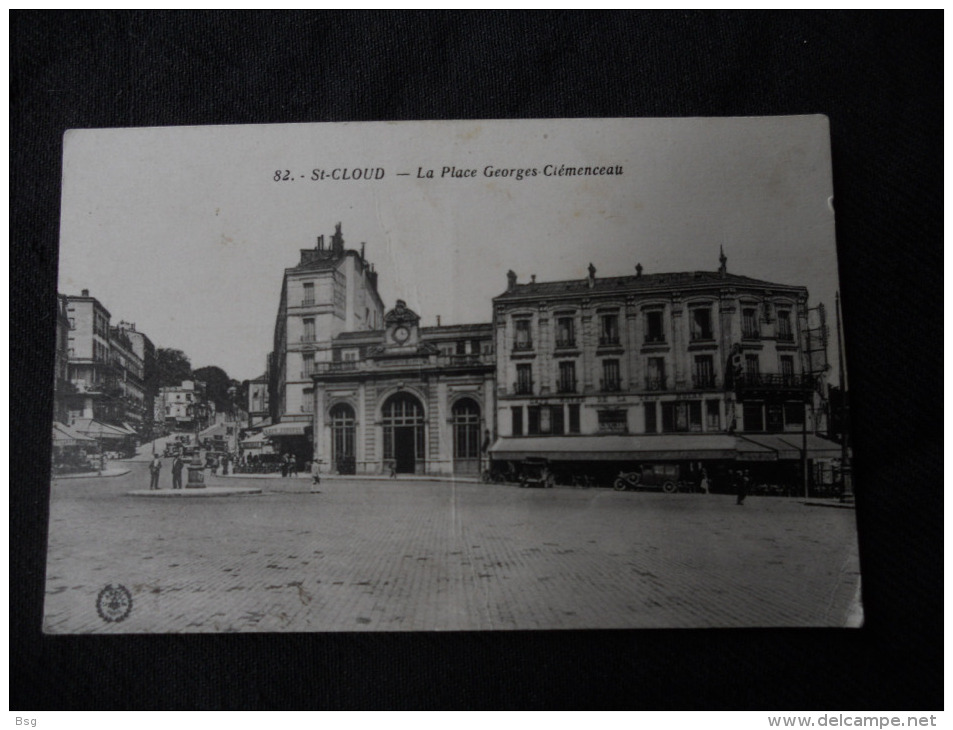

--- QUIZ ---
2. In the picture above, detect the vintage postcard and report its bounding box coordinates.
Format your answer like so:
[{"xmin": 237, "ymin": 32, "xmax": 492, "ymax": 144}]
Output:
[{"xmin": 46, "ymin": 116, "xmax": 859, "ymax": 633}]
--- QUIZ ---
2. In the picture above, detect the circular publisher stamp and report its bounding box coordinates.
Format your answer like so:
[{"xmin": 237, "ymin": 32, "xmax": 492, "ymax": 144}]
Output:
[{"xmin": 96, "ymin": 584, "xmax": 133, "ymax": 623}]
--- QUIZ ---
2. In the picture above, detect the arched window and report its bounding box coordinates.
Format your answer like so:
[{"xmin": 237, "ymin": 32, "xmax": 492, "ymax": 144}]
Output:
[
  {"xmin": 330, "ymin": 403, "xmax": 356, "ymax": 474},
  {"xmin": 382, "ymin": 392, "xmax": 425, "ymax": 473},
  {"xmin": 452, "ymin": 398, "xmax": 481, "ymax": 459}
]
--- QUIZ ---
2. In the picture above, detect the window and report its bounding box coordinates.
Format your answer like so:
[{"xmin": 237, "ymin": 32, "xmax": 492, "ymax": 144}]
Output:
[
  {"xmin": 777, "ymin": 310, "xmax": 793, "ymax": 341},
  {"xmin": 646, "ymin": 357, "xmax": 666, "ymax": 391},
  {"xmin": 330, "ymin": 403, "xmax": 356, "ymax": 474},
  {"xmin": 780, "ymin": 355, "xmax": 794, "ymax": 376},
  {"xmin": 784, "ymin": 402, "xmax": 805, "ymax": 428},
  {"xmin": 511, "ymin": 406, "xmax": 523, "ymax": 436},
  {"xmin": 644, "ymin": 310, "xmax": 665, "ymax": 343},
  {"xmin": 514, "ymin": 318, "xmax": 532, "ymax": 350},
  {"xmin": 557, "ymin": 361, "xmax": 576, "ymax": 393},
  {"xmin": 688, "ymin": 401, "xmax": 703, "ymax": 431},
  {"xmin": 556, "ymin": 316, "xmax": 575, "ymax": 347},
  {"xmin": 302, "ymin": 282, "xmax": 314, "ymax": 306},
  {"xmin": 598, "ymin": 409, "xmax": 628, "ymax": 433},
  {"xmin": 452, "ymin": 399, "xmax": 481, "ymax": 459},
  {"xmin": 303, "ymin": 318, "xmax": 316, "ymax": 342},
  {"xmin": 743, "ymin": 402, "xmax": 764, "ymax": 432},
  {"xmin": 644, "ymin": 403, "xmax": 657, "ymax": 433},
  {"xmin": 745, "ymin": 354, "xmax": 760, "ymax": 378},
  {"xmin": 742, "ymin": 308, "xmax": 759, "ymax": 339},
  {"xmin": 302, "ymin": 352, "xmax": 315, "ymax": 377},
  {"xmin": 693, "ymin": 355, "xmax": 715, "ymax": 388},
  {"xmin": 551, "ymin": 406, "xmax": 565, "ymax": 435},
  {"xmin": 301, "ymin": 387, "xmax": 314, "ymax": 413},
  {"xmin": 766, "ymin": 403, "xmax": 784, "ymax": 432},
  {"xmin": 661, "ymin": 401, "xmax": 701, "ymax": 433},
  {"xmin": 68, "ymin": 317, "xmax": 75, "ymax": 329},
  {"xmin": 599, "ymin": 313, "xmax": 620, "ymax": 346},
  {"xmin": 601, "ymin": 359, "xmax": 621, "ymax": 391},
  {"xmin": 527, "ymin": 406, "xmax": 541, "ymax": 434},
  {"xmin": 456, "ymin": 340, "xmax": 467, "ymax": 355},
  {"xmin": 568, "ymin": 404, "xmax": 580, "ymax": 434},
  {"xmin": 690, "ymin": 308, "xmax": 713, "ymax": 340},
  {"xmin": 515, "ymin": 364, "xmax": 533, "ymax": 394},
  {"xmin": 706, "ymin": 400, "xmax": 721, "ymax": 430}
]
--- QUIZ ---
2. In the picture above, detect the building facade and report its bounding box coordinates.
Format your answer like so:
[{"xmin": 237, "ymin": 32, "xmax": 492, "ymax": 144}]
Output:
[
  {"xmin": 63, "ymin": 289, "xmax": 115, "ymax": 423},
  {"xmin": 114, "ymin": 321, "xmax": 157, "ymax": 435},
  {"xmin": 52, "ymin": 294, "xmax": 72, "ymax": 423},
  {"xmin": 159, "ymin": 380, "xmax": 209, "ymax": 431},
  {"xmin": 310, "ymin": 300, "xmax": 495, "ymax": 476},
  {"xmin": 266, "ymin": 223, "xmax": 385, "ymax": 461},
  {"xmin": 489, "ymin": 254, "xmax": 832, "ymax": 483}
]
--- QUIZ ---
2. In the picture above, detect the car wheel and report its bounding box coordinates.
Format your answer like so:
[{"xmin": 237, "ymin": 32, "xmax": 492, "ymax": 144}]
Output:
[
  {"xmin": 662, "ymin": 481, "xmax": 678, "ymax": 494},
  {"xmin": 613, "ymin": 478, "xmax": 627, "ymax": 491}
]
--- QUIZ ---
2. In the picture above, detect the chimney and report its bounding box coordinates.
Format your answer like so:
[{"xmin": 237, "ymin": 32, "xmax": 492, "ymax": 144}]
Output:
[
  {"xmin": 635, "ymin": 263, "xmax": 643, "ymax": 278},
  {"xmin": 331, "ymin": 222, "xmax": 344, "ymax": 254},
  {"xmin": 360, "ymin": 242, "xmax": 366, "ymax": 261},
  {"xmin": 81, "ymin": 289, "xmax": 89, "ymax": 297},
  {"xmin": 530, "ymin": 274, "xmax": 536, "ymax": 284},
  {"xmin": 316, "ymin": 234, "xmax": 324, "ymax": 250},
  {"xmin": 506, "ymin": 270, "xmax": 517, "ymax": 292},
  {"xmin": 587, "ymin": 263, "xmax": 596, "ymax": 288},
  {"xmin": 436, "ymin": 315, "xmax": 441, "ymax": 326}
]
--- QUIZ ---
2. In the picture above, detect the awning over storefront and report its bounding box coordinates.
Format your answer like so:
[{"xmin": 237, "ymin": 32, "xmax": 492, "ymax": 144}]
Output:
[
  {"xmin": 199, "ymin": 423, "xmax": 227, "ymax": 439},
  {"xmin": 52, "ymin": 421, "xmax": 98, "ymax": 446},
  {"xmin": 488, "ymin": 434, "xmax": 739, "ymax": 462},
  {"xmin": 735, "ymin": 434, "xmax": 844, "ymax": 461},
  {"xmin": 262, "ymin": 422, "xmax": 308, "ymax": 437},
  {"xmin": 70, "ymin": 418, "xmax": 132, "ymax": 440}
]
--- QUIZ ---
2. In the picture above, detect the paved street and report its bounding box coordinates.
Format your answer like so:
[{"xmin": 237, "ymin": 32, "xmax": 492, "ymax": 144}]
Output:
[{"xmin": 43, "ymin": 461, "xmax": 861, "ymax": 633}]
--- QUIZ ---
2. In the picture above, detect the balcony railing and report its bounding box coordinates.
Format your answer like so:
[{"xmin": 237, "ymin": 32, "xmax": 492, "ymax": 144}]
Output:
[
  {"xmin": 598, "ymin": 335, "xmax": 621, "ymax": 347},
  {"xmin": 554, "ymin": 338, "xmax": 576, "ymax": 349},
  {"xmin": 643, "ymin": 335, "xmax": 666, "ymax": 345},
  {"xmin": 513, "ymin": 340, "xmax": 534, "ymax": 351},
  {"xmin": 301, "ymin": 299, "xmax": 315, "ymax": 306},
  {"xmin": 741, "ymin": 330, "xmax": 761, "ymax": 340},
  {"xmin": 736, "ymin": 373, "xmax": 813, "ymax": 389},
  {"xmin": 644, "ymin": 376, "xmax": 668, "ymax": 391},
  {"xmin": 600, "ymin": 378, "xmax": 623, "ymax": 392},
  {"xmin": 440, "ymin": 354, "xmax": 486, "ymax": 367},
  {"xmin": 555, "ymin": 379, "xmax": 577, "ymax": 394},
  {"xmin": 300, "ymin": 370, "xmax": 316, "ymax": 379},
  {"xmin": 300, "ymin": 334, "xmax": 317, "ymax": 343},
  {"xmin": 692, "ymin": 374, "xmax": 719, "ymax": 390},
  {"xmin": 690, "ymin": 332, "xmax": 714, "ymax": 342},
  {"xmin": 513, "ymin": 380, "xmax": 534, "ymax": 395},
  {"xmin": 776, "ymin": 331, "xmax": 795, "ymax": 342}
]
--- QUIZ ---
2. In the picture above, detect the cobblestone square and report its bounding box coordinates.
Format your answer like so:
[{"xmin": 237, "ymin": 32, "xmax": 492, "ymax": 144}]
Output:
[{"xmin": 43, "ymin": 463, "xmax": 861, "ymax": 633}]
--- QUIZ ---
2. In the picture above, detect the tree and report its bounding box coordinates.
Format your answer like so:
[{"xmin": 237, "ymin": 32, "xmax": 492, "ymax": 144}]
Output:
[
  {"xmin": 193, "ymin": 365, "xmax": 233, "ymax": 412},
  {"xmin": 155, "ymin": 348, "xmax": 193, "ymax": 388}
]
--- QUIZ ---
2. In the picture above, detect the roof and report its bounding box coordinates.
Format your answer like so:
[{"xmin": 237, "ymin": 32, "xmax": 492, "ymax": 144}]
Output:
[
  {"xmin": 494, "ymin": 271, "xmax": 806, "ymax": 302},
  {"xmin": 52, "ymin": 421, "xmax": 98, "ymax": 444}
]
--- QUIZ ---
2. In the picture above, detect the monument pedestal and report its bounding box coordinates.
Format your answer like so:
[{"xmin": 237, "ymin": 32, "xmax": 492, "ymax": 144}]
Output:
[{"xmin": 185, "ymin": 450, "xmax": 206, "ymax": 489}]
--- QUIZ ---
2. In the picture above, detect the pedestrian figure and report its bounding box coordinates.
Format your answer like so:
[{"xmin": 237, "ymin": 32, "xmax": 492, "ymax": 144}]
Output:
[
  {"xmin": 289, "ymin": 456, "xmax": 298, "ymax": 478},
  {"xmin": 699, "ymin": 467, "xmax": 710, "ymax": 495},
  {"xmin": 311, "ymin": 459, "xmax": 321, "ymax": 487},
  {"xmin": 280, "ymin": 454, "xmax": 289, "ymax": 478},
  {"xmin": 221, "ymin": 453, "xmax": 229, "ymax": 476},
  {"xmin": 735, "ymin": 468, "xmax": 749, "ymax": 505},
  {"xmin": 149, "ymin": 453, "xmax": 162, "ymax": 490},
  {"xmin": 211, "ymin": 455, "xmax": 219, "ymax": 475},
  {"xmin": 389, "ymin": 460, "xmax": 397, "ymax": 479},
  {"xmin": 171, "ymin": 454, "xmax": 184, "ymax": 489}
]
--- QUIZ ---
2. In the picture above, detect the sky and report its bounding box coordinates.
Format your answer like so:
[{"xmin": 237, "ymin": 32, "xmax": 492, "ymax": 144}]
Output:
[{"xmin": 58, "ymin": 116, "xmax": 841, "ymax": 383}]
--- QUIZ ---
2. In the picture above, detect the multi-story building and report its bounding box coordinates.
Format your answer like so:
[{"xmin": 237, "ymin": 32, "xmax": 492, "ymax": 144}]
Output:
[
  {"xmin": 107, "ymin": 325, "xmax": 146, "ymax": 427},
  {"xmin": 246, "ymin": 370, "xmax": 270, "ymax": 428},
  {"xmin": 488, "ymin": 253, "xmax": 835, "ymax": 483},
  {"xmin": 52, "ymin": 294, "xmax": 72, "ymax": 423},
  {"xmin": 114, "ymin": 321, "xmax": 157, "ymax": 434},
  {"xmin": 63, "ymin": 289, "xmax": 115, "ymax": 423},
  {"xmin": 266, "ymin": 223, "xmax": 385, "ymax": 461},
  {"xmin": 159, "ymin": 380, "xmax": 208, "ymax": 431},
  {"xmin": 310, "ymin": 301, "xmax": 494, "ymax": 476}
]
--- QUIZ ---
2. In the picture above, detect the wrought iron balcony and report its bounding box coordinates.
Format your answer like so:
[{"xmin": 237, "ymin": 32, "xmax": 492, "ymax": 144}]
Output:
[
  {"xmin": 512, "ymin": 380, "xmax": 534, "ymax": 395},
  {"xmin": 741, "ymin": 330, "xmax": 761, "ymax": 340},
  {"xmin": 598, "ymin": 335, "xmax": 621, "ymax": 347},
  {"xmin": 644, "ymin": 376, "xmax": 668, "ymax": 391},
  {"xmin": 513, "ymin": 340, "xmax": 534, "ymax": 351},
  {"xmin": 554, "ymin": 337, "xmax": 576, "ymax": 349},
  {"xmin": 736, "ymin": 373, "xmax": 813, "ymax": 389},
  {"xmin": 643, "ymin": 335, "xmax": 666, "ymax": 345},
  {"xmin": 438, "ymin": 354, "xmax": 489, "ymax": 367},
  {"xmin": 600, "ymin": 378, "xmax": 623, "ymax": 392},
  {"xmin": 555, "ymin": 379, "xmax": 577, "ymax": 394}
]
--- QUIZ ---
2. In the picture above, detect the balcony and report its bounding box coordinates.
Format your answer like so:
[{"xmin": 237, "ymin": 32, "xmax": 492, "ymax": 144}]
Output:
[
  {"xmin": 644, "ymin": 376, "xmax": 668, "ymax": 391},
  {"xmin": 299, "ymin": 335, "xmax": 318, "ymax": 343},
  {"xmin": 776, "ymin": 331, "xmax": 795, "ymax": 342},
  {"xmin": 736, "ymin": 373, "xmax": 814, "ymax": 390},
  {"xmin": 692, "ymin": 374, "xmax": 719, "ymax": 390},
  {"xmin": 438, "ymin": 353, "xmax": 488, "ymax": 368},
  {"xmin": 301, "ymin": 299, "xmax": 315, "ymax": 307},
  {"xmin": 554, "ymin": 338, "xmax": 576, "ymax": 349},
  {"xmin": 741, "ymin": 330, "xmax": 761, "ymax": 341},
  {"xmin": 513, "ymin": 380, "xmax": 534, "ymax": 395},
  {"xmin": 555, "ymin": 379, "xmax": 577, "ymax": 394},
  {"xmin": 300, "ymin": 370, "xmax": 316, "ymax": 379},
  {"xmin": 598, "ymin": 335, "xmax": 621, "ymax": 347},
  {"xmin": 643, "ymin": 335, "xmax": 666, "ymax": 345},
  {"xmin": 600, "ymin": 378, "xmax": 623, "ymax": 393},
  {"xmin": 512, "ymin": 340, "xmax": 534, "ymax": 352}
]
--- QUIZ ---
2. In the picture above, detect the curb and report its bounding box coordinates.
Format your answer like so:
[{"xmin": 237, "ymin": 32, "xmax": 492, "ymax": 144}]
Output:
[
  {"xmin": 126, "ymin": 486, "xmax": 263, "ymax": 498},
  {"xmin": 220, "ymin": 473, "xmax": 484, "ymax": 484},
  {"xmin": 801, "ymin": 500, "xmax": 855, "ymax": 510},
  {"xmin": 52, "ymin": 468, "xmax": 131, "ymax": 480}
]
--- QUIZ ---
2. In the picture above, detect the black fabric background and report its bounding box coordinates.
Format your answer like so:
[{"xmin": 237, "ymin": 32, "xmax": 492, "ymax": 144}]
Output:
[{"xmin": 10, "ymin": 11, "xmax": 942, "ymax": 710}]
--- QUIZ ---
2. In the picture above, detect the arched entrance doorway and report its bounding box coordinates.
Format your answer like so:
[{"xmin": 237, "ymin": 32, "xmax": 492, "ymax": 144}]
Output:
[
  {"xmin": 382, "ymin": 392, "xmax": 425, "ymax": 474},
  {"xmin": 452, "ymin": 397, "xmax": 481, "ymax": 475},
  {"xmin": 330, "ymin": 403, "xmax": 356, "ymax": 475}
]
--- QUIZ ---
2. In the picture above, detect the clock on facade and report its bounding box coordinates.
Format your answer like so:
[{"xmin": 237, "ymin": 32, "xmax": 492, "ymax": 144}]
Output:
[{"xmin": 393, "ymin": 326, "xmax": 410, "ymax": 343}]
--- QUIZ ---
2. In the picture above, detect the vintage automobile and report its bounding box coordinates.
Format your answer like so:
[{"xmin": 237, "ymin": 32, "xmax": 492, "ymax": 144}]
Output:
[
  {"xmin": 519, "ymin": 457, "xmax": 556, "ymax": 488},
  {"xmin": 613, "ymin": 463, "xmax": 689, "ymax": 494}
]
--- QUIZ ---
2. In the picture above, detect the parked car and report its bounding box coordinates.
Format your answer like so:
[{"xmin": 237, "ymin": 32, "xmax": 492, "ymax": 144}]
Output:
[
  {"xmin": 613, "ymin": 463, "xmax": 690, "ymax": 494},
  {"xmin": 519, "ymin": 458, "xmax": 555, "ymax": 488}
]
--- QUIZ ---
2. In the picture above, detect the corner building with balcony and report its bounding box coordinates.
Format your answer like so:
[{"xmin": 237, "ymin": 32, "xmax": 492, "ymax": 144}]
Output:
[{"xmin": 489, "ymin": 253, "xmax": 836, "ymax": 486}]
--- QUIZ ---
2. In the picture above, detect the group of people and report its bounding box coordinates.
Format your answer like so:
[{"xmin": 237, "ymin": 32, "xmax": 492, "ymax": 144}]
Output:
[{"xmin": 148, "ymin": 452, "xmax": 186, "ymax": 490}]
